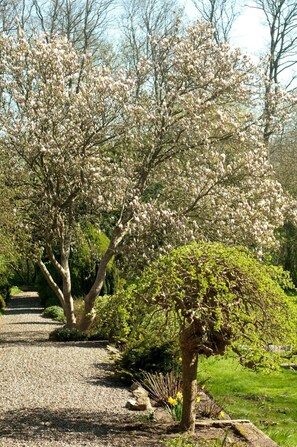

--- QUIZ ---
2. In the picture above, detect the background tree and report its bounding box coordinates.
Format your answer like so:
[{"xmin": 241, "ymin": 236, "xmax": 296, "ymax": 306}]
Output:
[
  {"xmin": 31, "ymin": 0, "xmax": 115, "ymax": 61},
  {"xmin": 0, "ymin": 34, "xmax": 131, "ymax": 327},
  {"xmin": 132, "ymin": 242, "xmax": 296, "ymax": 432},
  {"xmin": 191, "ymin": 0, "xmax": 240, "ymax": 43},
  {"xmin": 0, "ymin": 0, "xmax": 34, "ymax": 34},
  {"xmin": 269, "ymin": 105, "xmax": 297, "ymax": 285},
  {"xmin": 119, "ymin": 0, "xmax": 183, "ymax": 80},
  {"xmin": 0, "ymin": 24, "xmax": 291, "ymax": 331},
  {"xmin": 252, "ymin": 0, "xmax": 297, "ymax": 144}
]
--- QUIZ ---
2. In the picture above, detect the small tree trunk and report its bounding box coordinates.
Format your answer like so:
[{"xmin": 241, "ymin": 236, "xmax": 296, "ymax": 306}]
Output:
[
  {"xmin": 78, "ymin": 224, "xmax": 129, "ymax": 332},
  {"xmin": 62, "ymin": 276, "xmax": 76, "ymax": 328},
  {"xmin": 180, "ymin": 341, "xmax": 198, "ymax": 433},
  {"xmin": 63, "ymin": 295, "xmax": 76, "ymax": 328},
  {"xmin": 61, "ymin": 241, "xmax": 76, "ymax": 328}
]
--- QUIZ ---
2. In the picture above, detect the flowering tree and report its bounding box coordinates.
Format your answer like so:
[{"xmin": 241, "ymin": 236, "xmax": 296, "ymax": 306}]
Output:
[
  {"xmin": 0, "ymin": 34, "xmax": 132, "ymax": 325},
  {"xmin": 191, "ymin": 0, "xmax": 240, "ymax": 43},
  {"xmin": 131, "ymin": 242, "xmax": 296, "ymax": 432},
  {"xmin": 0, "ymin": 23, "xmax": 292, "ymax": 330}
]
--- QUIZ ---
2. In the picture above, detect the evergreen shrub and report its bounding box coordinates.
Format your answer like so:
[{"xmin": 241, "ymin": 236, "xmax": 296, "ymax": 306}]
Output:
[
  {"xmin": 0, "ymin": 294, "xmax": 6, "ymax": 311},
  {"xmin": 42, "ymin": 305, "xmax": 65, "ymax": 322},
  {"xmin": 49, "ymin": 327, "xmax": 89, "ymax": 341}
]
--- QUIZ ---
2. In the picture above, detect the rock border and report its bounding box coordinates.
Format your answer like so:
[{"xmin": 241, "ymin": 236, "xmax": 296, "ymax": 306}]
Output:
[{"xmin": 195, "ymin": 420, "xmax": 279, "ymax": 446}]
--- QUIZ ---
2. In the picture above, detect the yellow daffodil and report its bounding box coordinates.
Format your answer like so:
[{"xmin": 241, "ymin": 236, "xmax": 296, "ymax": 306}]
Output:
[
  {"xmin": 167, "ymin": 397, "xmax": 177, "ymax": 406},
  {"xmin": 176, "ymin": 392, "xmax": 183, "ymax": 401}
]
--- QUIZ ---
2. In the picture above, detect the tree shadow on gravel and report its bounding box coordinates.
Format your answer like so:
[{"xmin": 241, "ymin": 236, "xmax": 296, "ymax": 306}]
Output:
[
  {"xmin": 87, "ymin": 362, "xmax": 129, "ymax": 389},
  {"xmin": 0, "ymin": 333, "xmax": 57, "ymax": 345},
  {"xmin": 3, "ymin": 308, "xmax": 42, "ymax": 315},
  {"xmin": 0, "ymin": 408, "xmax": 170, "ymax": 447}
]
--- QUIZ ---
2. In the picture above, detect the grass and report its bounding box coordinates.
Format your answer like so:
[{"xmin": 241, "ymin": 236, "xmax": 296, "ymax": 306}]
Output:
[
  {"xmin": 10, "ymin": 286, "xmax": 24, "ymax": 295},
  {"xmin": 198, "ymin": 356, "xmax": 297, "ymax": 446}
]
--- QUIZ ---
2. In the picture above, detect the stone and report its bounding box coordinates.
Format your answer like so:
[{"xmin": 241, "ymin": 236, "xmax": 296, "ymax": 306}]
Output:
[
  {"xmin": 125, "ymin": 398, "xmax": 151, "ymax": 411},
  {"xmin": 130, "ymin": 382, "xmax": 140, "ymax": 391},
  {"xmin": 125, "ymin": 384, "xmax": 152, "ymax": 411}
]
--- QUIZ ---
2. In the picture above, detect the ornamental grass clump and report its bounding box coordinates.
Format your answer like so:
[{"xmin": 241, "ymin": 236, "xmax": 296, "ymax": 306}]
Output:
[
  {"xmin": 140, "ymin": 370, "xmax": 183, "ymax": 406},
  {"xmin": 130, "ymin": 242, "xmax": 297, "ymax": 433}
]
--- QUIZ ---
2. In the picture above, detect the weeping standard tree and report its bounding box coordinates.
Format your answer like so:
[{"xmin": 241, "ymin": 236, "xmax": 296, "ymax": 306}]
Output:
[
  {"xmin": 131, "ymin": 242, "xmax": 296, "ymax": 432},
  {"xmin": 0, "ymin": 23, "xmax": 293, "ymax": 330}
]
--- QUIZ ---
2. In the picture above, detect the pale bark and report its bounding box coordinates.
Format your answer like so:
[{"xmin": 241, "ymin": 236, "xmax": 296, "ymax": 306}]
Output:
[
  {"xmin": 37, "ymin": 257, "xmax": 65, "ymax": 306},
  {"xmin": 60, "ymin": 241, "xmax": 76, "ymax": 328},
  {"xmin": 38, "ymin": 238, "xmax": 76, "ymax": 328},
  {"xmin": 78, "ymin": 223, "xmax": 130, "ymax": 331},
  {"xmin": 180, "ymin": 334, "xmax": 198, "ymax": 433}
]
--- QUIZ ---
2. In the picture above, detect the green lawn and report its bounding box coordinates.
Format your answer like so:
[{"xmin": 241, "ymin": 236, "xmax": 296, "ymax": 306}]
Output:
[{"xmin": 198, "ymin": 356, "xmax": 297, "ymax": 446}]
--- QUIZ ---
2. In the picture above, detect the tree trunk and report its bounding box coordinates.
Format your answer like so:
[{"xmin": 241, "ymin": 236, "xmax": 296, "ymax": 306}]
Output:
[
  {"xmin": 62, "ymin": 266, "xmax": 76, "ymax": 328},
  {"xmin": 63, "ymin": 294, "xmax": 76, "ymax": 328},
  {"xmin": 180, "ymin": 339, "xmax": 198, "ymax": 433},
  {"xmin": 61, "ymin": 239, "xmax": 76, "ymax": 328},
  {"xmin": 38, "ymin": 238, "xmax": 76, "ymax": 328},
  {"xmin": 78, "ymin": 247, "xmax": 114, "ymax": 331},
  {"xmin": 78, "ymin": 224, "xmax": 128, "ymax": 332}
]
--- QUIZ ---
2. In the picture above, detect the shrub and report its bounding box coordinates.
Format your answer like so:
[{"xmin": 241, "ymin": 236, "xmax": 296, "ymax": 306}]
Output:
[
  {"xmin": 42, "ymin": 306, "xmax": 65, "ymax": 322},
  {"xmin": 94, "ymin": 285, "xmax": 181, "ymax": 380},
  {"xmin": 265, "ymin": 264, "xmax": 297, "ymax": 292},
  {"xmin": 0, "ymin": 272, "xmax": 11, "ymax": 303},
  {"xmin": 0, "ymin": 294, "xmax": 6, "ymax": 311},
  {"xmin": 35, "ymin": 263, "xmax": 61, "ymax": 307},
  {"xmin": 117, "ymin": 339, "xmax": 180, "ymax": 381},
  {"xmin": 92, "ymin": 290, "xmax": 135, "ymax": 341},
  {"xmin": 49, "ymin": 327, "xmax": 89, "ymax": 342},
  {"xmin": 0, "ymin": 255, "xmax": 13, "ymax": 302},
  {"xmin": 70, "ymin": 224, "xmax": 119, "ymax": 297}
]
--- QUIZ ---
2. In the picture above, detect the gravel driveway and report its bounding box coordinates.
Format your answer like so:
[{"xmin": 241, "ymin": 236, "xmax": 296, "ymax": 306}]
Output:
[{"xmin": 0, "ymin": 293, "xmax": 135, "ymax": 447}]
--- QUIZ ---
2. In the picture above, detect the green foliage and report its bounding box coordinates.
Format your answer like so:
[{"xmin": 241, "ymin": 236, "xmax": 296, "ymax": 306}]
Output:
[
  {"xmin": 275, "ymin": 222, "xmax": 297, "ymax": 287},
  {"xmin": 70, "ymin": 223, "xmax": 119, "ymax": 297},
  {"xmin": 35, "ymin": 262, "xmax": 61, "ymax": 308},
  {"xmin": 161, "ymin": 435, "xmax": 240, "ymax": 447},
  {"xmin": 10, "ymin": 286, "xmax": 24, "ymax": 295},
  {"xmin": 49, "ymin": 327, "xmax": 89, "ymax": 341},
  {"xmin": 264, "ymin": 264, "xmax": 296, "ymax": 292},
  {"xmin": 0, "ymin": 281, "xmax": 10, "ymax": 302},
  {"xmin": 92, "ymin": 284, "xmax": 181, "ymax": 380},
  {"xmin": 118, "ymin": 339, "xmax": 180, "ymax": 381},
  {"xmin": 0, "ymin": 294, "xmax": 6, "ymax": 311},
  {"xmin": 132, "ymin": 242, "xmax": 296, "ymax": 365},
  {"xmin": 11, "ymin": 257, "xmax": 37, "ymax": 287},
  {"xmin": 36, "ymin": 224, "xmax": 119, "ymax": 307},
  {"xmin": 93, "ymin": 279, "xmax": 179, "ymax": 344},
  {"xmin": 42, "ymin": 306, "xmax": 65, "ymax": 322},
  {"xmin": 162, "ymin": 437, "xmax": 196, "ymax": 447},
  {"xmin": 0, "ymin": 255, "xmax": 12, "ymax": 302},
  {"xmin": 166, "ymin": 392, "xmax": 183, "ymax": 421},
  {"xmin": 92, "ymin": 291, "xmax": 133, "ymax": 341}
]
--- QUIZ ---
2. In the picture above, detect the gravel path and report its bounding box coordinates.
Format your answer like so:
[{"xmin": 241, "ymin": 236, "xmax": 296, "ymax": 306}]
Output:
[
  {"xmin": 0, "ymin": 293, "xmax": 135, "ymax": 447},
  {"xmin": 0, "ymin": 294, "xmax": 261, "ymax": 447}
]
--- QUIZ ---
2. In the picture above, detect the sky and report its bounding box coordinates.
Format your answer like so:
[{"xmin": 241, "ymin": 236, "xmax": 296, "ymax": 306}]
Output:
[{"xmin": 183, "ymin": 1, "xmax": 269, "ymax": 58}]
